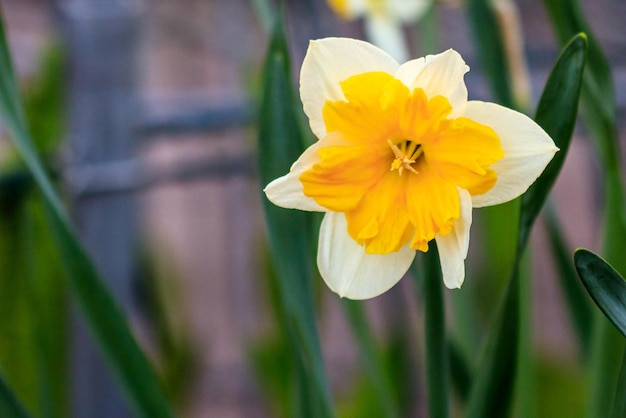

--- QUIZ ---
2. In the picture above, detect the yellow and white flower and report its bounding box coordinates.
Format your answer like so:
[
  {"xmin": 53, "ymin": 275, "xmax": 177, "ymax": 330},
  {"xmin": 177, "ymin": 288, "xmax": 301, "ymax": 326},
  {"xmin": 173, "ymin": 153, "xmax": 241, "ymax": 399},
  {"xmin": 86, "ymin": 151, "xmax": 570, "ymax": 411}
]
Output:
[
  {"xmin": 264, "ymin": 38, "xmax": 557, "ymax": 300},
  {"xmin": 327, "ymin": 0, "xmax": 429, "ymax": 62}
]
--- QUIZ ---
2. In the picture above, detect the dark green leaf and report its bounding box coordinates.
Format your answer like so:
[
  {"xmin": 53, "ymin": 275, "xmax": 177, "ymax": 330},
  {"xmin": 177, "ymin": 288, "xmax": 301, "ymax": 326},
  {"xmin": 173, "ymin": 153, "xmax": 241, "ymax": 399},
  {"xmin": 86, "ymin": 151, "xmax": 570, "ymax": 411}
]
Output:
[
  {"xmin": 0, "ymin": 371, "xmax": 32, "ymax": 418},
  {"xmin": 258, "ymin": 15, "xmax": 334, "ymax": 418},
  {"xmin": 518, "ymin": 33, "xmax": 587, "ymax": 251},
  {"xmin": 0, "ymin": 199, "xmax": 41, "ymax": 415},
  {"xmin": 0, "ymin": 11, "xmax": 174, "ymax": 418},
  {"xmin": 574, "ymin": 249, "xmax": 626, "ymax": 338},
  {"xmin": 544, "ymin": 3, "xmax": 626, "ymax": 417},
  {"xmin": 543, "ymin": 0, "xmax": 620, "ymax": 181},
  {"xmin": 465, "ymin": 34, "xmax": 587, "ymax": 418},
  {"xmin": 575, "ymin": 249, "xmax": 626, "ymax": 418}
]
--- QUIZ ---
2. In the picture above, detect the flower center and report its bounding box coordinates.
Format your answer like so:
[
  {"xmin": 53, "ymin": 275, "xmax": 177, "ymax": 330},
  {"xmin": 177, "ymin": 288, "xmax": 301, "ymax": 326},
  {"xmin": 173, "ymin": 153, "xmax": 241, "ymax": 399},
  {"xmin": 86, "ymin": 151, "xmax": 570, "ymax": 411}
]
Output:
[
  {"xmin": 302, "ymin": 72, "xmax": 504, "ymax": 255},
  {"xmin": 388, "ymin": 139, "xmax": 423, "ymax": 176}
]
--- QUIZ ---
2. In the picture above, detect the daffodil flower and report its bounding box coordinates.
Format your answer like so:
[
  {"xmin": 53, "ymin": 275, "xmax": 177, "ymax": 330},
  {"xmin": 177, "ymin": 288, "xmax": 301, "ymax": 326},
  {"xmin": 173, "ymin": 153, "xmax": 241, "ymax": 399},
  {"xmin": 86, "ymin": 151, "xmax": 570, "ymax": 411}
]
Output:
[
  {"xmin": 327, "ymin": 0, "xmax": 429, "ymax": 62},
  {"xmin": 264, "ymin": 38, "xmax": 557, "ymax": 299}
]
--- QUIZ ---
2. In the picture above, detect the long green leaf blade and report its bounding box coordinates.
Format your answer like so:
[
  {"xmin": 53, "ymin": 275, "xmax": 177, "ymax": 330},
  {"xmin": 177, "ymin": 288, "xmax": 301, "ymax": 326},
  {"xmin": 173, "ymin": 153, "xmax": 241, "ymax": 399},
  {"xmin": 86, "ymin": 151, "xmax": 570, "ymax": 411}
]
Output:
[
  {"xmin": 0, "ymin": 10, "xmax": 174, "ymax": 418},
  {"xmin": 465, "ymin": 266, "xmax": 520, "ymax": 418},
  {"xmin": 574, "ymin": 249, "xmax": 626, "ymax": 338},
  {"xmin": 543, "ymin": 0, "xmax": 618, "ymax": 169},
  {"xmin": 465, "ymin": 33, "xmax": 587, "ymax": 418},
  {"xmin": 342, "ymin": 300, "xmax": 399, "ymax": 418},
  {"xmin": 518, "ymin": 33, "xmax": 587, "ymax": 250},
  {"xmin": 544, "ymin": 3, "xmax": 626, "ymax": 417},
  {"xmin": 0, "ymin": 371, "xmax": 32, "ymax": 418},
  {"xmin": 575, "ymin": 249, "xmax": 626, "ymax": 418},
  {"xmin": 611, "ymin": 350, "xmax": 626, "ymax": 418},
  {"xmin": 258, "ymin": 14, "xmax": 334, "ymax": 418}
]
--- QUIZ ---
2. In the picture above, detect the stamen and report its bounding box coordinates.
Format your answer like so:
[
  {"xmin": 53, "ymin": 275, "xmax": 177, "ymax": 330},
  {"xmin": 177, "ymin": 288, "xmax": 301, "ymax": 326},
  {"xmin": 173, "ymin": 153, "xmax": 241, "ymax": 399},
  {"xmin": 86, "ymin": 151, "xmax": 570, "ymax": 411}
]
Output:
[{"xmin": 388, "ymin": 140, "xmax": 421, "ymax": 176}]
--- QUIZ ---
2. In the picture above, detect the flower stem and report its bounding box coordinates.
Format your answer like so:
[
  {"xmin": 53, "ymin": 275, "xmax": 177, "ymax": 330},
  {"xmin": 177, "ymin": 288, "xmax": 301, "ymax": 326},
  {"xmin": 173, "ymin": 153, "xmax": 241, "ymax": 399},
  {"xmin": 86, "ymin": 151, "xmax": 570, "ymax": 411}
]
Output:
[{"xmin": 423, "ymin": 244, "xmax": 450, "ymax": 418}]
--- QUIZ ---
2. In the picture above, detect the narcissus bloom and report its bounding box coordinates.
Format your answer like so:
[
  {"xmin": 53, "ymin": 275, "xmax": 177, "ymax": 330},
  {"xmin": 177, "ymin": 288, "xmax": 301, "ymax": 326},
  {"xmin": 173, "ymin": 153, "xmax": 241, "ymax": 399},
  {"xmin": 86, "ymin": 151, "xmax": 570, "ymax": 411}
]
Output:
[
  {"xmin": 264, "ymin": 38, "xmax": 557, "ymax": 299},
  {"xmin": 326, "ymin": 0, "xmax": 428, "ymax": 62}
]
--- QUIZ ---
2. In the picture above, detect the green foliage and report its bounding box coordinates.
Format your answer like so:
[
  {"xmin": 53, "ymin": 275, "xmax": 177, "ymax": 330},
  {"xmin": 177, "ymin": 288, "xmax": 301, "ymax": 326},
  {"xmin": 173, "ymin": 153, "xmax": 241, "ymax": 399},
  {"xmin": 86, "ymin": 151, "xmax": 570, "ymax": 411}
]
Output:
[
  {"xmin": 543, "ymin": 2, "xmax": 626, "ymax": 417},
  {"xmin": 574, "ymin": 249, "xmax": 626, "ymax": 338},
  {"xmin": 0, "ymin": 10, "xmax": 174, "ymax": 418},
  {"xmin": 535, "ymin": 356, "xmax": 586, "ymax": 418},
  {"xmin": 136, "ymin": 248, "xmax": 195, "ymax": 408},
  {"xmin": 466, "ymin": 0, "xmax": 514, "ymax": 108},
  {"xmin": 519, "ymin": 33, "xmax": 587, "ymax": 250},
  {"xmin": 574, "ymin": 249, "xmax": 626, "ymax": 418},
  {"xmin": 542, "ymin": 0, "xmax": 618, "ymax": 170},
  {"xmin": 257, "ymin": 13, "xmax": 334, "ymax": 418},
  {"xmin": 0, "ymin": 195, "xmax": 40, "ymax": 417},
  {"xmin": 0, "ymin": 370, "xmax": 32, "ymax": 418},
  {"xmin": 465, "ymin": 33, "xmax": 587, "ymax": 418},
  {"xmin": 22, "ymin": 44, "xmax": 66, "ymax": 154},
  {"xmin": 248, "ymin": 335, "xmax": 295, "ymax": 418},
  {"xmin": 341, "ymin": 300, "xmax": 400, "ymax": 418}
]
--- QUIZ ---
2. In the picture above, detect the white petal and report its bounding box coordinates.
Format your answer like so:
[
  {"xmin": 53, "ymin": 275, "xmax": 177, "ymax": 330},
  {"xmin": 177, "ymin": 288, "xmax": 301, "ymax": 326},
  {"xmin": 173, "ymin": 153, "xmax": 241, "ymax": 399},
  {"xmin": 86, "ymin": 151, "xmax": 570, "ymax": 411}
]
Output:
[
  {"xmin": 300, "ymin": 38, "xmax": 399, "ymax": 140},
  {"xmin": 464, "ymin": 101, "xmax": 559, "ymax": 208},
  {"xmin": 263, "ymin": 134, "xmax": 345, "ymax": 212},
  {"xmin": 363, "ymin": 15, "xmax": 409, "ymax": 63},
  {"xmin": 395, "ymin": 49, "xmax": 469, "ymax": 116},
  {"xmin": 435, "ymin": 188, "xmax": 473, "ymax": 289},
  {"xmin": 388, "ymin": 0, "xmax": 430, "ymax": 22},
  {"xmin": 317, "ymin": 212, "xmax": 415, "ymax": 299},
  {"xmin": 348, "ymin": 0, "xmax": 368, "ymax": 16}
]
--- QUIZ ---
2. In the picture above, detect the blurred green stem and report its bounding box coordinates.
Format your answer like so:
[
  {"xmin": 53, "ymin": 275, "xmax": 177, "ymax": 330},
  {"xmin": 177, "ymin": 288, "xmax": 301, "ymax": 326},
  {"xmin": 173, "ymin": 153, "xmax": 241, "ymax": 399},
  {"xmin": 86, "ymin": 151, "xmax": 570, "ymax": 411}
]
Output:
[
  {"xmin": 251, "ymin": 0, "xmax": 274, "ymax": 33},
  {"xmin": 611, "ymin": 347, "xmax": 626, "ymax": 418},
  {"xmin": 417, "ymin": 4, "xmax": 439, "ymax": 55},
  {"xmin": 342, "ymin": 301, "xmax": 399, "ymax": 418},
  {"xmin": 587, "ymin": 316, "xmax": 625, "ymax": 418},
  {"xmin": 516, "ymin": 251, "xmax": 534, "ymax": 418}
]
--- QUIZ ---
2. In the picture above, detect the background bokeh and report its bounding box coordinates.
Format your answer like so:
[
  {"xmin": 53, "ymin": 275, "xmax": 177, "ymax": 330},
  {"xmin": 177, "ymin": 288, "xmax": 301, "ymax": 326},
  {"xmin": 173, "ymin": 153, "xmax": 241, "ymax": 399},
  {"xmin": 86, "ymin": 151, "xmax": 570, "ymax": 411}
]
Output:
[{"xmin": 1, "ymin": 0, "xmax": 626, "ymax": 417}]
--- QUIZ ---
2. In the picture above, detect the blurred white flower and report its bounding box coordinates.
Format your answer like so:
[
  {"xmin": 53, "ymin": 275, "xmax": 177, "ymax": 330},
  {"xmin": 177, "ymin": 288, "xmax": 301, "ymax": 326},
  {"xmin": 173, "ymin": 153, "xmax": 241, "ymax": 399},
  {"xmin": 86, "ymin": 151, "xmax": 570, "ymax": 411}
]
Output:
[{"xmin": 327, "ymin": 0, "xmax": 430, "ymax": 61}]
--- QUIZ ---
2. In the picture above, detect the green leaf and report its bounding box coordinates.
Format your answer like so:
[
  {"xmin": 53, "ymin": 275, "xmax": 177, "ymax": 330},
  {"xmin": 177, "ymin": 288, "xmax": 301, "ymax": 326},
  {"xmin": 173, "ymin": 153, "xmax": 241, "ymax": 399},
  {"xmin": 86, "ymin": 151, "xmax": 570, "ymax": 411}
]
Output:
[
  {"xmin": 518, "ymin": 33, "xmax": 587, "ymax": 251},
  {"xmin": 574, "ymin": 249, "xmax": 626, "ymax": 338},
  {"xmin": 466, "ymin": 0, "xmax": 514, "ymax": 108},
  {"xmin": 258, "ymin": 14, "xmax": 334, "ymax": 418},
  {"xmin": 544, "ymin": 4, "xmax": 626, "ymax": 417},
  {"xmin": 611, "ymin": 350, "xmax": 626, "ymax": 418},
  {"xmin": 341, "ymin": 301, "xmax": 399, "ymax": 418},
  {"xmin": 465, "ymin": 266, "xmax": 520, "ymax": 418},
  {"xmin": 0, "ymin": 370, "xmax": 32, "ymax": 418},
  {"xmin": 465, "ymin": 33, "xmax": 587, "ymax": 418},
  {"xmin": 542, "ymin": 0, "xmax": 617, "ymax": 168},
  {"xmin": 0, "ymin": 11, "xmax": 174, "ymax": 418},
  {"xmin": 448, "ymin": 338, "xmax": 473, "ymax": 402},
  {"xmin": 574, "ymin": 249, "xmax": 626, "ymax": 418}
]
